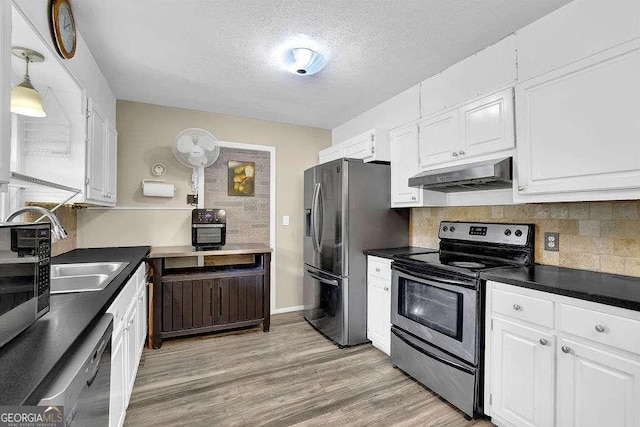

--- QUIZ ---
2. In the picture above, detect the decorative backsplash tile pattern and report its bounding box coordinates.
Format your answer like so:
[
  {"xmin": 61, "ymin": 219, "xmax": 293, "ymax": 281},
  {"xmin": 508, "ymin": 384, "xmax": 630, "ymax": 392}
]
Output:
[
  {"xmin": 25, "ymin": 203, "xmax": 78, "ymax": 256},
  {"xmin": 410, "ymin": 201, "xmax": 640, "ymax": 277},
  {"xmin": 203, "ymin": 147, "xmax": 270, "ymax": 245}
]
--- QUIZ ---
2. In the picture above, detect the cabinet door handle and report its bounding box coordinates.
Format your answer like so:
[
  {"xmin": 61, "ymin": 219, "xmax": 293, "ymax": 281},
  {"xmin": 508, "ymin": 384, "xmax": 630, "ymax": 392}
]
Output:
[
  {"xmin": 518, "ymin": 186, "xmax": 525, "ymax": 191},
  {"xmin": 219, "ymin": 286, "xmax": 223, "ymax": 321},
  {"xmin": 561, "ymin": 346, "xmax": 572, "ymax": 354},
  {"xmin": 452, "ymin": 152, "xmax": 458, "ymax": 157},
  {"xmin": 513, "ymin": 304, "xmax": 522, "ymax": 311},
  {"xmin": 411, "ymin": 196, "xmax": 416, "ymax": 201},
  {"xmin": 458, "ymin": 150, "xmax": 465, "ymax": 155},
  {"xmin": 375, "ymin": 268, "xmax": 380, "ymax": 272},
  {"xmin": 595, "ymin": 324, "xmax": 606, "ymax": 333},
  {"xmin": 384, "ymin": 287, "xmax": 389, "ymax": 291},
  {"xmin": 539, "ymin": 338, "xmax": 548, "ymax": 346}
]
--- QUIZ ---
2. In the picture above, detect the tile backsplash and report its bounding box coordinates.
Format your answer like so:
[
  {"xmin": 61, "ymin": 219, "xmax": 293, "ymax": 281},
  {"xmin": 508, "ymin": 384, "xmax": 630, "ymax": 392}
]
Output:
[
  {"xmin": 25, "ymin": 203, "xmax": 78, "ymax": 256},
  {"xmin": 410, "ymin": 201, "xmax": 640, "ymax": 277}
]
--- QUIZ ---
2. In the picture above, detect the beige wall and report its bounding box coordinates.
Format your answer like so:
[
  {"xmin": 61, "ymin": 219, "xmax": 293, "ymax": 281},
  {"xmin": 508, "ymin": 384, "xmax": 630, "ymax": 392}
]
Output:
[
  {"xmin": 411, "ymin": 201, "xmax": 640, "ymax": 277},
  {"xmin": 78, "ymin": 101, "xmax": 331, "ymax": 310}
]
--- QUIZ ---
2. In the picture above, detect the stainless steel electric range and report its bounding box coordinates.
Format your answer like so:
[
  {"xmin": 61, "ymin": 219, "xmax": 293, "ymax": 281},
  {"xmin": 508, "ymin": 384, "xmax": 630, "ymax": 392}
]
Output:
[{"xmin": 390, "ymin": 221, "xmax": 535, "ymax": 418}]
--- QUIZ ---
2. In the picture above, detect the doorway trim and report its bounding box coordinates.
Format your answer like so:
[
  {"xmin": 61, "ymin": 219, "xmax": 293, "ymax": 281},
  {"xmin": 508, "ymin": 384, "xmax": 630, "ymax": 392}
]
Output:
[{"xmin": 197, "ymin": 140, "xmax": 277, "ymax": 314}]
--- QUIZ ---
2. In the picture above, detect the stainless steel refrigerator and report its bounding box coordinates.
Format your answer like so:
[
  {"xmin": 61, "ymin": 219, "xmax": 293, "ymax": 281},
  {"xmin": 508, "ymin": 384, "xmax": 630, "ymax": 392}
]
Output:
[{"xmin": 303, "ymin": 158, "xmax": 409, "ymax": 346}]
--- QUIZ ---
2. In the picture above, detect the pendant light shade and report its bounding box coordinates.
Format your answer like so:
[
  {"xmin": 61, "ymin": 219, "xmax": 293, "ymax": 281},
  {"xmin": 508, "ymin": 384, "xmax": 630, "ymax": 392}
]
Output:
[{"xmin": 10, "ymin": 47, "xmax": 47, "ymax": 118}]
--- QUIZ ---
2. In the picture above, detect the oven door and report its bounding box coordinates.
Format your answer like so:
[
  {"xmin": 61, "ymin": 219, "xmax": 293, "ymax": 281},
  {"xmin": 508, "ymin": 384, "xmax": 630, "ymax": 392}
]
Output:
[
  {"xmin": 391, "ymin": 265, "xmax": 478, "ymax": 364},
  {"xmin": 192, "ymin": 224, "xmax": 225, "ymax": 247}
]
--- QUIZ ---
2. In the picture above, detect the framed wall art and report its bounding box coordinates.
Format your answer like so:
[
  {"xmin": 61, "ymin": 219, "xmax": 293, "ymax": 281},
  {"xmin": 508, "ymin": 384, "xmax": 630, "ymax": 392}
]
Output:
[{"xmin": 228, "ymin": 161, "xmax": 255, "ymax": 196}]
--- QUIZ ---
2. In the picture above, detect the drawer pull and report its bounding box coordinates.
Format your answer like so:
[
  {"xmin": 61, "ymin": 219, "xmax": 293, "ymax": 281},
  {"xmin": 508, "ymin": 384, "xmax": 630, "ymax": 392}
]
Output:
[
  {"xmin": 595, "ymin": 324, "xmax": 606, "ymax": 333},
  {"xmin": 561, "ymin": 346, "xmax": 572, "ymax": 354},
  {"xmin": 375, "ymin": 268, "xmax": 380, "ymax": 272},
  {"xmin": 513, "ymin": 304, "xmax": 522, "ymax": 311},
  {"xmin": 539, "ymin": 338, "xmax": 548, "ymax": 346},
  {"xmin": 384, "ymin": 287, "xmax": 389, "ymax": 291}
]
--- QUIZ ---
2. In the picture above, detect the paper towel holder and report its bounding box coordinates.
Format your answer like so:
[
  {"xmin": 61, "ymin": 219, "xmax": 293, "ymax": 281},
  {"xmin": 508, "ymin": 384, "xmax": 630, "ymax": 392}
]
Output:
[{"xmin": 142, "ymin": 179, "xmax": 175, "ymax": 198}]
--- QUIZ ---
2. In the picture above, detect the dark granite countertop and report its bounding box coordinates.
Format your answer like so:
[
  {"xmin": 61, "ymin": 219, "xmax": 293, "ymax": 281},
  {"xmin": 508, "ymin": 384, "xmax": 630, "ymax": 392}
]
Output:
[
  {"xmin": 481, "ymin": 264, "xmax": 640, "ymax": 311},
  {"xmin": 0, "ymin": 246, "xmax": 150, "ymax": 406},
  {"xmin": 363, "ymin": 246, "xmax": 439, "ymax": 260}
]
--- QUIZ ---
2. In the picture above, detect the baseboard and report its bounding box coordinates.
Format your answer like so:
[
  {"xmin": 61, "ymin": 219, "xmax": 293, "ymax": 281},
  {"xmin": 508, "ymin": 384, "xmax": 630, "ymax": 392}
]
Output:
[{"xmin": 272, "ymin": 305, "xmax": 304, "ymax": 314}]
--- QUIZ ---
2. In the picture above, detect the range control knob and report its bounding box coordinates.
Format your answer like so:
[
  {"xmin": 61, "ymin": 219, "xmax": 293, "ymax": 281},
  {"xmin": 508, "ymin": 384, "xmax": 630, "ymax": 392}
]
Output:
[
  {"xmin": 515, "ymin": 230, "xmax": 523, "ymax": 237},
  {"xmin": 450, "ymin": 226, "xmax": 456, "ymax": 232},
  {"xmin": 443, "ymin": 226, "xmax": 448, "ymax": 232},
  {"xmin": 504, "ymin": 229, "xmax": 512, "ymax": 236}
]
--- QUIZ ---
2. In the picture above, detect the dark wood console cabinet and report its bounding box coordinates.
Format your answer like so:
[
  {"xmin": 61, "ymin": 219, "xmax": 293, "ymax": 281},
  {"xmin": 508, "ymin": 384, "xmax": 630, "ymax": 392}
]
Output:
[{"xmin": 147, "ymin": 245, "xmax": 271, "ymax": 348}]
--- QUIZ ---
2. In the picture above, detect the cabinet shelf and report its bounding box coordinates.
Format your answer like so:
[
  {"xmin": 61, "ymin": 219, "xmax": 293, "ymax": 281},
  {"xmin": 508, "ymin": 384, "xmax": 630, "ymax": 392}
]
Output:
[{"xmin": 9, "ymin": 172, "xmax": 81, "ymax": 194}]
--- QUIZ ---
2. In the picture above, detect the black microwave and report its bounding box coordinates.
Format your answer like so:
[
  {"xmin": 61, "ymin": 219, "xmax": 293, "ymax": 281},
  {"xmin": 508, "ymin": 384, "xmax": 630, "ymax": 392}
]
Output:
[
  {"xmin": 191, "ymin": 209, "xmax": 226, "ymax": 250},
  {"xmin": 0, "ymin": 223, "xmax": 51, "ymax": 348}
]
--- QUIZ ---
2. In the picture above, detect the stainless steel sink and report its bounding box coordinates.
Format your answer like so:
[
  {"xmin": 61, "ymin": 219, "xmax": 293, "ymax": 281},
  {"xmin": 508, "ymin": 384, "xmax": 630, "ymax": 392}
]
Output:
[
  {"xmin": 49, "ymin": 262, "xmax": 129, "ymax": 294},
  {"xmin": 50, "ymin": 275, "xmax": 110, "ymax": 293},
  {"xmin": 51, "ymin": 262, "xmax": 127, "ymax": 278}
]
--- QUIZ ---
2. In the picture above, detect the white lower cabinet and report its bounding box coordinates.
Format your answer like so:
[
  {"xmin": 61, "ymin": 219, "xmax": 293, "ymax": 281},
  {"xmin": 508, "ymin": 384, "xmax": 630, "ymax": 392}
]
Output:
[
  {"xmin": 490, "ymin": 318, "xmax": 555, "ymax": 427},
  {"xmin": 557, "ymin": 338, "xmax": 640, "ymax": 427},
  {"xmin": 109, "ymin": 330, "xmax": 126, "ymax": 427},
  {"xmin": 107, "ymin": 262, "xmax": 148, "ymax": 427},
  {"xmin": 486, "ymin": 281, "xmax": 640, "ymax": 427},
  {"xmin": 366, "ymin": 256, "xmax": 392, "ymax": 355}
]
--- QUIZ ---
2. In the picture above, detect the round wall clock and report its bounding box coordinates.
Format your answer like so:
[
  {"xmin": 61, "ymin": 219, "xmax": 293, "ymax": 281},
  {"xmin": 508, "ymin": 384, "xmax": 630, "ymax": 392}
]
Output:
[{"xmin": 50, "ymin": 0, "xmax": 77, "ymax": 59}]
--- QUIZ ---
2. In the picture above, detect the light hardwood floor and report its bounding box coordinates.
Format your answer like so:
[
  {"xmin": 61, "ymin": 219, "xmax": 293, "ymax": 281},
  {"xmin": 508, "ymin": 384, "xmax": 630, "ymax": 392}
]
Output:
[{"xmin": 125, "ymin": 312, "xmax": 494, "ymax": 426}]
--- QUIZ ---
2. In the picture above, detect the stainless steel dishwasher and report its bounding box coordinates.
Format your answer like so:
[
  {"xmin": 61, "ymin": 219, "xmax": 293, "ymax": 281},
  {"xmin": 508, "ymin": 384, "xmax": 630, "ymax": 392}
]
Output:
[{"xmin": 39, "ymin": 313, "xmax": 113, "ymax": 426}]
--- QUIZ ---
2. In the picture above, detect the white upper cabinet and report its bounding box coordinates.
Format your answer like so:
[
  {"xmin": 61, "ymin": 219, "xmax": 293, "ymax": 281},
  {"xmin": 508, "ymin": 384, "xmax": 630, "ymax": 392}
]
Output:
[
  {"xmin": 418, "ymin": 88, "xmax": 514, "ymax": 169},
  {"xmin": 0, "ymin": 2, "xmax": 10, "ymax": 191},
  {"xmin": 86, "ymin": 98, "xmax": 116, "ymax": 205},
  {"xmin": 318, "ymin": 144, "xmax": 343, "ymax": 164},
  {"xmin": 86, "ymin": 99, "xmax": 107, "ymax": 203},
  {"xmin": 321, "ymin": 128, "xmax": 390, "ymax": 165},
  {"xmin": 459, "ymin": 89, "xmax": 514, "ymax": 158},
  {"xmin": 515, "ymin": 41, "xmax": 640, "ymax": 202},
  {"xmin": 390, "ymin": 124, "xmax": 422, "ymax": 207},
  {"xmin": 4, "ymin": 3, "xmax": 117, "ymax": 207},
  {"xmin": 106, "ymin": 121, "xmax": 118, "ymax": 203},
  {"xmin": 517, "ymin": 0, "xmax": 640, "ymax": 82},
  {"xmin": 418, "ymin": 109, "xmax": 459, "ymax": 167}
]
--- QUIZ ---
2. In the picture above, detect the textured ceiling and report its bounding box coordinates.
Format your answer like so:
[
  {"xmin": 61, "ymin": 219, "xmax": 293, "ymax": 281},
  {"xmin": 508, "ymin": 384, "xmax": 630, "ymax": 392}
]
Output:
[{"xmin": 72, "ymin": 0, "xmax": 571, "ymax": 129}]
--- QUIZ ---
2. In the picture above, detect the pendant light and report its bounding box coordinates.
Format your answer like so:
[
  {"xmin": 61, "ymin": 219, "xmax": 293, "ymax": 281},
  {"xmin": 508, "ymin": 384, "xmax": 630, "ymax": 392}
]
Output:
[{"xmin": 11, "ymin": 47, "xmax": 47, "ymax": 118}]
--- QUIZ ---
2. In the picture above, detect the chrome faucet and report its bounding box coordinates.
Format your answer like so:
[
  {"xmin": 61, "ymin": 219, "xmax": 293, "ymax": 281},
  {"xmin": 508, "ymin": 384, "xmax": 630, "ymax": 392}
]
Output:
[{"xmin": 4, "ymin": 206, "xmax": 68, "ymax": 240}]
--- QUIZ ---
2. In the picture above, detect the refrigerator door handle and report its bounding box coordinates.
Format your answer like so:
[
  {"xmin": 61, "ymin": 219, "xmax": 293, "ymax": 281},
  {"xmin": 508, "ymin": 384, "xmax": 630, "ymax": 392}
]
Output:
[
  {"xmin": 311, "ymin": 183, "xmax": 321, "ymax": 252},
  {"xmin": 306, "ymin": 271, "xmax": 339, "ymax": 287},
  {"xmin": 317, "ymin": 184, "xmax": 324, "ymax": 246}
]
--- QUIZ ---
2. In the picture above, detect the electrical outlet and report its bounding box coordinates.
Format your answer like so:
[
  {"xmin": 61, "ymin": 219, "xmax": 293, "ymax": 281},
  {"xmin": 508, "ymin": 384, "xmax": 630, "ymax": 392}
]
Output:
[
  {"xmin": 544, "ymin": 232, "xmax": 559, "ymax": 252},
  {"xmin": 282, "ymin": 215, "xmax": 290, "ymax": 226}
]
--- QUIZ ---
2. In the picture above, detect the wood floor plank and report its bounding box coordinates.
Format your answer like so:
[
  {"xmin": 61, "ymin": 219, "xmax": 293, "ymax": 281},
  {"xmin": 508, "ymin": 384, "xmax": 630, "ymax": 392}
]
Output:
[{"xmin": 125, "ymin": 312, "xmax": 494, "ymax": 427}]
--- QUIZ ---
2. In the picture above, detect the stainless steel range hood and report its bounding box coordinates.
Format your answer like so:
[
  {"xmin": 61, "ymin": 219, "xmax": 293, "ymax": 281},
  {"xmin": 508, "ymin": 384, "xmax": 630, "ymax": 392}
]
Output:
[{"xmin": 408, "ymin": 158, "xmax": 512, "ymax": 193}]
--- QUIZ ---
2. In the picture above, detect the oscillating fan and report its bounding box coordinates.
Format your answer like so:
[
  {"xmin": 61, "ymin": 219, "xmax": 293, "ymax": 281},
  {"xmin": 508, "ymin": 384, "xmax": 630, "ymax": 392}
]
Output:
[{"xmin": 172, "ymin": 128, "xmax": 220, "ymax": 191}]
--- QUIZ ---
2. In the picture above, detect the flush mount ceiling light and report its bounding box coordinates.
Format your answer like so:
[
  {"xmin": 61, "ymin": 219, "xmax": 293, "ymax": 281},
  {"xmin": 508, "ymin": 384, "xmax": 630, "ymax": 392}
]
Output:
[
  {"xmin": 282, "ymin": 48, "xmax": 326, "ymax": 76},
  {"xmin": 11, "ymin": 47, "xmax": 47, "ymax": 118}
]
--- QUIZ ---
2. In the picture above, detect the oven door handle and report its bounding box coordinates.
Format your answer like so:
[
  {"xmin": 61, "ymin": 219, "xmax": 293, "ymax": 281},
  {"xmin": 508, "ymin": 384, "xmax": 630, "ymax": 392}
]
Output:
[
  {"xmin": 392, "ymin": 263, "xmax": 476, "ymax": 289},
  {"xmin": 392, "ymin": 328, "xmax": 474, "ymax": 375},
  {"xmin": 306, "ymin": 270, "xmax": 339, "ymax": 287}
]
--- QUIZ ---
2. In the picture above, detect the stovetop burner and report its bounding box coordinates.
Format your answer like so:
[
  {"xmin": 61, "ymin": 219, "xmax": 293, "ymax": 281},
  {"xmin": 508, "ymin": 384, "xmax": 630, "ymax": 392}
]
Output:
[
  {"xmin": 449, "ymin": 261, "xmax": 486, "ymax": 269},
  {"xmin": 393, "ymin": 252, "xmax": 515, "ymax": 278}
]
